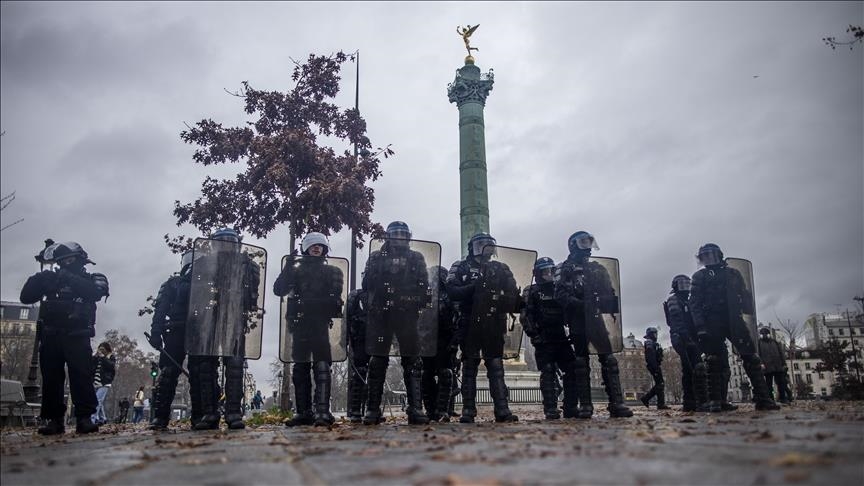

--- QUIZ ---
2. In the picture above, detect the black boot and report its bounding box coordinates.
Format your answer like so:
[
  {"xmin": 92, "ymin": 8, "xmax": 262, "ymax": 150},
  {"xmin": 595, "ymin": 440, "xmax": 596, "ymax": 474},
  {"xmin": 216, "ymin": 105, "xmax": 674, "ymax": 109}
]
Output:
[
  {"xmin": 75, "ymin": 417, "xmax": 99, "ymax": 434},
  {"xmin": 459, "ymin": 359, "xmax": 478, "ymax": 423},
  {"xmin": 286, "ymin": 362, "xmax": 314, "ymax": 426},
  {"xmin": 363, "ymin": 356, "xmax": 387, "ymax": 425},
  {"xmin": 720, "ymin": 363, "xmax": 737, "ymax": 411},
  {"xmin": 434, "ymin": 369, "xmax": 454, "ymax": 423},
  {"xmin": 38, "ymin": 418, "xmax": 65, "ymax": 436},
  {"xmin": 705, "ymin": 355, "xmax": 725, "ymax": 413},
  {"xmin": 223, "ymin": 357, "xmax": 246, "ymax": 430},
  {"xmin": 403, "ymin": 358, "xmax": 430, "ymax": 425},
  {"xmin": 600, "ymin": 355, "xmax": 632, "ymax": 418},
  {"xmin": 191, "ymin": 358, "xmax": 221, "ymax": 430},
  {"xmin": 150, "ymin": 365, "xmax": 179, "ymax": 431},
  {"xmin": 313, "ymin": 362, "xmax": 335, "ymax": 426},
  {"xmin": 422, "ymin": 358, "xmax": 440, "ymax": 422},
  {"xmin": 488, "ymin": 358, "xmax": 518, "ymax": 423},
  {"xmin": 347, "ymin": 362, "xmax": 368, "ymax": 424},
  {"xmin": 687, "ymin": 361, "xmax": 709, "ymax": 412},
  {"xmin": 573, "ymin": 356, "xmax": 594, "ymax": 419},
  {"xmin": 560, "ymin": 364, "xmax": 580, "ymax": 419},
  {"xmin": 540, "ymin": 363, "xmax": 561, "ymax": 419},
  {"xmin": 744, "ymin": 356, "xmax": 780, "ymax": 411}
]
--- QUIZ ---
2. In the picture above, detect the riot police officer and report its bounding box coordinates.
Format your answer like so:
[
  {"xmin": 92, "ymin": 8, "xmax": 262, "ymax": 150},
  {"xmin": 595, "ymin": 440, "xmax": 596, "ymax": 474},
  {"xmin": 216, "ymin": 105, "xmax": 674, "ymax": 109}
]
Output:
[
  {"xmin": 639, "ymin": 327, "xmax": 669, "ymax": 409},
  {"xmin": 148, "ymin": 251, "xmax": 195, "ymax": 430},
  {"xmin": 422, "ymin": 266, "xmax": 459, "ymax": 422},
  {"xmin": 188, "ymin": 228, "xmax": 262, "ymax": 430},
  {"xmin": 345, "ymin": 287, "xmax": 370, "ymax": 423},
  {"xmin": 21, "ymin": 241, "xmax": 110, "ymax": 435},
  {"xmin": 447, "ymin": 233, "xmax": 520, "ymax": 423},
  {"xmin": 362, "ymin": 221, "xmax": 433, "ymax": 425},
  {"xmin": 555, "ymin": 231, "xmax": 632, "ymax": 418},
  {"xmin": 522, "ymin": 257, "xmax": 580, "ymax": 420},
  {"xmin": 663, "ymin": 274, "xmax": 708, "ymax": 412},
  {"xmin": 274, "ymin": 232, "xmax": 344, "ymax": 426},
  {"xmin": 690, "ymin": 243, "xmax": 779, "ymax": 412}
]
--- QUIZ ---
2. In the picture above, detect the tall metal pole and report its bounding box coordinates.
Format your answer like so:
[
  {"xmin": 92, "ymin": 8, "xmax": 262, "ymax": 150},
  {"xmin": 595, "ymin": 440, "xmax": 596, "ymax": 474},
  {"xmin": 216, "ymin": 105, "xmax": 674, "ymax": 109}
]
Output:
[{"xmin": 350, "ymin": 50, "xmax": 360, "ymax": 290}]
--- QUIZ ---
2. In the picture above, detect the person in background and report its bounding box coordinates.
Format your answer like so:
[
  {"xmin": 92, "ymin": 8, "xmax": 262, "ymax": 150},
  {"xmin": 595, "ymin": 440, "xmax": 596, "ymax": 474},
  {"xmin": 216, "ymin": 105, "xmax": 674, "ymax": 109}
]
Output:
[{"xmin": 91, "ymin": 342, "xmax": 116, "ymax": 425}]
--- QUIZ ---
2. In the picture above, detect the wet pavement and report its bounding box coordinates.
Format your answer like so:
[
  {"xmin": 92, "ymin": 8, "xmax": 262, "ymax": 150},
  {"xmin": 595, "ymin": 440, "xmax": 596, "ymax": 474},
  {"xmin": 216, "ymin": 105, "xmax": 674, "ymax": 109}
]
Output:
[{"xmin": 1, "ymin": 401, "xmax": 862, "ymax": 485}]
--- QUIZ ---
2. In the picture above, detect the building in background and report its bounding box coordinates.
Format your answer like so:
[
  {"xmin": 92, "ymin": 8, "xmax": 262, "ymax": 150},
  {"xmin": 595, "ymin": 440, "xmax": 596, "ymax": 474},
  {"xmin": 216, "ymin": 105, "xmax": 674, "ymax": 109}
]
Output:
[{"xmin": 0, "ymin": 301, "xmax": 40, "ymax": 383}]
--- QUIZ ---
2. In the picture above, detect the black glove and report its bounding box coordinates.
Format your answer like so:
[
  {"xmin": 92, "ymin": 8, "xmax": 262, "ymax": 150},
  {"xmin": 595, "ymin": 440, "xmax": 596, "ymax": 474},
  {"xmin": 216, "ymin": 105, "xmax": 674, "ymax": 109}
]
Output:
[
  {"xmin": 39, "ymin": 270, "xmax": 60, "ymax": 291},
  {"xmin": 148, "ymin": 329, "xmax": 163, "ymax": 350}
]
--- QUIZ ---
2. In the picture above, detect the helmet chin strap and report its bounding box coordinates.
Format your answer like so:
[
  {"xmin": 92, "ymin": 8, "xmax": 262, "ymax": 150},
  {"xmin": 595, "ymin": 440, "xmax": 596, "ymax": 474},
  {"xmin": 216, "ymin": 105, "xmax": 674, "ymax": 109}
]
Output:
[{"xmin": 570, "ymin": 249, "xmax": 591, "ymax": 262}]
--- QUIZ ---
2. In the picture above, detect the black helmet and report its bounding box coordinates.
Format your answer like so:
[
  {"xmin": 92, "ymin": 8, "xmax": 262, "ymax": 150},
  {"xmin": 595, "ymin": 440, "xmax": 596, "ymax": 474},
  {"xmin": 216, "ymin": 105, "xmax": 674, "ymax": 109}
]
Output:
[
  {"xmin": 696, "ymin": 243, "xmax": 724, "ymax": 267},
  {"xmin": 385, "ymin": 221, "xmax": 411, "ymax": 240},
  {"xmin": 42, "ymin": 241, "xmax": 94, "ymax": 265},
  {"xmin": 212, "ymin": 228, "xmax": 241, "ymax": 243},
  {"xmin": 759, "ymin": 327, "xmax": 771, "ymax": 337},
  {"xmin": 533, "ymin": 257, "xmax": 556, "ymax": 283},
  {"xmin": 468, "ymin": 232, "xmax": 496, "ymax": 258},
  {"xmin": 568, "ymin": 231, "xmax": 598, "ymax": 255},
  {"xmin": 671, "ymin": 274, "xmax": 691, "ymax": 293}
]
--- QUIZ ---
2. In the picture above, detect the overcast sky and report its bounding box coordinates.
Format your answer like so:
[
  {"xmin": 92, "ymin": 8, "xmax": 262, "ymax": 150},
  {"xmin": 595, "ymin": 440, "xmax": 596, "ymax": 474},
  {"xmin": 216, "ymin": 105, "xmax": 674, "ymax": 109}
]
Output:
[{"xmin": 2, "ymin": 2, "xmax": 862, "ymax": 389}]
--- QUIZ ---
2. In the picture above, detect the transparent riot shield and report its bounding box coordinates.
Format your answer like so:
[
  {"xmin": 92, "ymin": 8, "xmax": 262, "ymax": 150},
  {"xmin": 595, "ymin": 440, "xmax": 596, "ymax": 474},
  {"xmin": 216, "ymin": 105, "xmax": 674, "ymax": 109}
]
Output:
[
  {"xmin": 277, "ymin": 255, "xmax": 349, "ymax": 363},
  {"xmin": 725, "ymin": 257, "xmax": 758, "ymax": 348},
  {"xmin": 580, "ymin": 257, "xmax": 623, "ymax": 355},
  {"xmin": 465, "ymin": 245, "xmax": 537, "ymax": 360},
  {"xmin": 186, "ymin": 238, "xmax": 267, "ymax": 359},
  {"xmin": 364, "ymin": 239, "xmax": 440, "ymax": 357}
]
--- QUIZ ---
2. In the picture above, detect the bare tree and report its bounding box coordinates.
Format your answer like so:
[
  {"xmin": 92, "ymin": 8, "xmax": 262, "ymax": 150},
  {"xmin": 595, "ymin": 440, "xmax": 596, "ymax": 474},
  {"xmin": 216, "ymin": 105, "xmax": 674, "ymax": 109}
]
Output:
[{"xmin": 1, "ymin": 191, "xmax": 24, "ymax": 232}]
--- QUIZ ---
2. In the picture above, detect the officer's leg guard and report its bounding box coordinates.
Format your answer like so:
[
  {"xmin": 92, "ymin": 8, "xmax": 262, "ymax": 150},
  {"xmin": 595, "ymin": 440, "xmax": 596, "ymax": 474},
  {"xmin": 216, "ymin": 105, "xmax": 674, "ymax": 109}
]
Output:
[
  {"xmin": 403, "ymin": 357, "xmax": 429, "ymax": 425},
  {"xmin": 363, "ymin": 356, "xmax": 388, "ymax": 425},
  {"xmin": 434, "ymin": 368, "xmax": 454, "ymax": 423},
  {"xmin": 487, "ymin": 358, "xmax": 518, "ymax": 423},
  {"xmin": 150, "ymin": 364, "xmax": 180, "ymax": 430},
  {"xmin": 223, "ymin": 356, "xmax": 246, "ymax": 429},
  {"xmin": 286, "ymin": 362, "xmax": 314, "ymax": 426},
  {"xmin": 599, "ymin": 354, "xmax": 632, "ymax": 418},
  {"xmin": 539, "ymin": 363, "xmax": 560, "ymax": 419},
  {"xmin": 313, "ymin": 361, "xmax": 335, "ymax": 426},
  {"xmin": 347, "ymin": 360, "xmax": 368, "ymax": 423},
  {"xmin": 459, "ymin": 358, "xmax": 479, "ymax": 423},
  {"xmin": 190, "ymin": 357, "xmax": 220, "ymax": 430},
  {"xmin": 573, "ymin": 356, "xmax": 593, "ymax": 418}
]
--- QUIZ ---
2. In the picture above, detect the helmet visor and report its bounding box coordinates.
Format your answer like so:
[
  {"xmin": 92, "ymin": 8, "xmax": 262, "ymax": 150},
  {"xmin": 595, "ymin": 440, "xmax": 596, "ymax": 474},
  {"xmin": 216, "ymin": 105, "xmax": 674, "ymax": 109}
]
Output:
[
  {"xmin": 386, "ymin": 228, "xmax": 411, "ymax": 241},
  {"xmin": 471, "ymin": 237, "xmax": 497, "ymax": 257},
  {"xmin": 697, "ymin": 250, "xmax": 723, "ymax": 267},
  {"xmin": 673, "ymin": 277, "xmax": 691, "ymax": 292},
  {"xmin": 574, "ymin": 235, "xmax": 599, "ymax": 251}
]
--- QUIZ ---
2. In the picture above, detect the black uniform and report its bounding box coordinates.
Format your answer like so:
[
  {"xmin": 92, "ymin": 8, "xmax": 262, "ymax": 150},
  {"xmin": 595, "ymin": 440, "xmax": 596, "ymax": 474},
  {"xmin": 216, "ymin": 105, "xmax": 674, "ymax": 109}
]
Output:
[
  {"xmin": 690, "ymin": 262, "xmax": 778, "ymax": 411},
  {"xmin": 447, "ymin": 256, "xmax": 520, "ymax": 423},
  {"xmin": 640, "ymin": 333, "xmax": 668, "ymax": 409},
  {"xmin": 422, "ymin": 267, "xmax": 459, "ymax": 422},
  {"xmin": 20, "ymin": 264, "xmax": 109, "ymax": 433},
  {"xmin": 664, "ymin": 292, "xmax": 708, "ymax": 411},
  {"xmin": 273, "ymin": 257, "xmax": 344, "ymax": 426},
  {"xmin": 522, "ymin": 281, "xmax": 579, "ymax": 419},
  {"xmin": 555, "ymin": 255, "xmax": 632, "ymax": 418},
  {"xmin": 148, "ymin": 271, "xmax": 192, "ymax": 429},
  {"xmin": 758, "ymin": 332, "xmax": 791, "ymax": 403},
  {"xmin": 345, "ymin": 289, "xmax": 370, "ymax": 423},
  {"xmin": 362, "ymin": 242, "xmax": 431, "ymax": 425}
]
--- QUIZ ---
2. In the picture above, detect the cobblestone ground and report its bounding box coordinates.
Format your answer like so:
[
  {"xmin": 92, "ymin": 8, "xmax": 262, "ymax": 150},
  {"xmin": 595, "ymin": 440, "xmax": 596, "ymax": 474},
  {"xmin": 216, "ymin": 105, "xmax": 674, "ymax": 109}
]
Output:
[{"xmin": 1, "ymin": 401, "xmax": 862, "ymax": 485}]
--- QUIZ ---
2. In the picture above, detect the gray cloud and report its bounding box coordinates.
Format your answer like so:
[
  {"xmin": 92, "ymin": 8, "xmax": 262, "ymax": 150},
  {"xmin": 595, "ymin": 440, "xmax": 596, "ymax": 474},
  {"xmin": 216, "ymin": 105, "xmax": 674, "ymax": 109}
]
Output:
[{"xmin": 2, "ymin": 1, "xmax": 861, "ymax": 387}]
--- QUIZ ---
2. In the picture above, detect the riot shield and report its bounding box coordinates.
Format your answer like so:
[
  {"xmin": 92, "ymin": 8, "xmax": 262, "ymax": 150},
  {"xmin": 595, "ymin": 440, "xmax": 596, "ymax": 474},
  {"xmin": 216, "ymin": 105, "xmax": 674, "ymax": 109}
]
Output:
[
  {"xmin": 581, "ymin": 257, "xmax": 623, "ymax": 355},
  {"xmin": 277, "ymin": 255, "xmax": 349, "ymax": 363},
  {"xmin": 465, "ymin": 245, "xmax": 536, "ymax": 360},
  {"xmin": 725, "ymin": 258, "xmax": 758, "ymax": 347},
  {"xmin": 186, "ymin": 238, "xmax": 267, "ymax": 359},
  {"xmin": 364, "ymin": 238, "xmax": 440, "ymax": 357}
]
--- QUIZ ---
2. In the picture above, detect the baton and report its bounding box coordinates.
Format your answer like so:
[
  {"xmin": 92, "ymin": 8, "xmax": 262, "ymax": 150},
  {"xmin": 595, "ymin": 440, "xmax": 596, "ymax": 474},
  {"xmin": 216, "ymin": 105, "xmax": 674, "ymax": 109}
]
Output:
[{"xmin": 144, "ymin": 332, "xmax": 190, "ymax": 378}]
